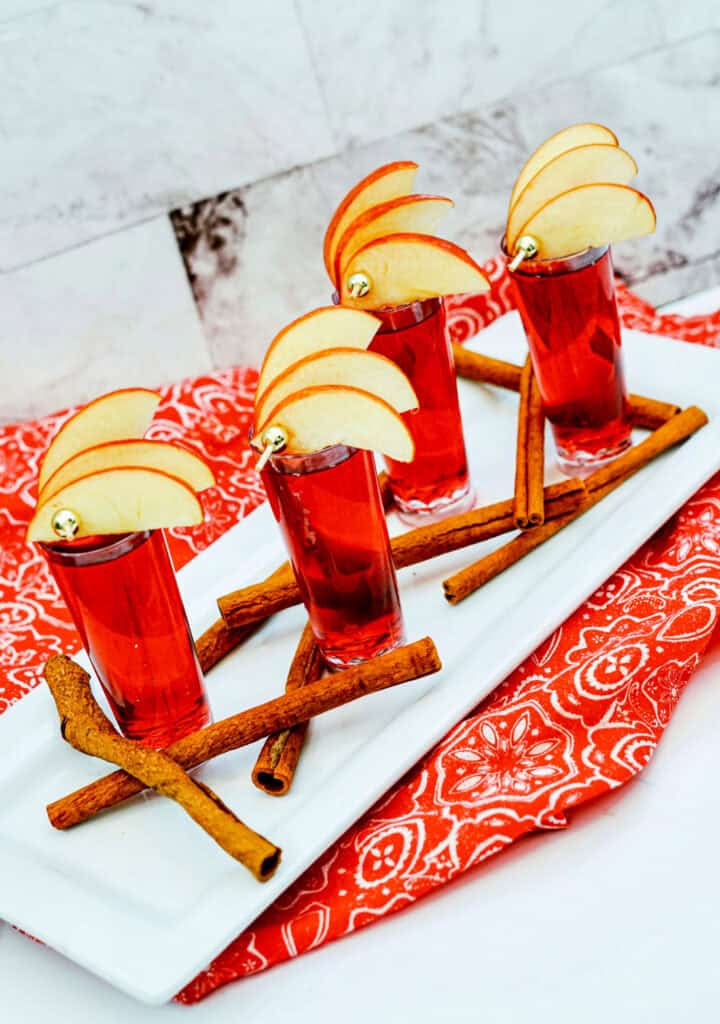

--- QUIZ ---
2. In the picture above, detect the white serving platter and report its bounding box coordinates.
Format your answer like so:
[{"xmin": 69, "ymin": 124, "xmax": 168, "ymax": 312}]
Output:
[{"xmin": 2, "ymin": 314, "xmax": 720, "ymax": 1005}]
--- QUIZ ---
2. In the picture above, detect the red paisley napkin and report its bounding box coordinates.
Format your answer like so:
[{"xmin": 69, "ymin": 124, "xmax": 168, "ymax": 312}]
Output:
[{"xmin": 1, "ymin": 259, "xmax": 719, "ymax": 1002}]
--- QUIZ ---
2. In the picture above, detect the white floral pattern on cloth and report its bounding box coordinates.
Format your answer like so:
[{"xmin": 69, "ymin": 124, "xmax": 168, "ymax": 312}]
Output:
[{"xmin": 1, "ymin": 261, "xmax": 719, "ymax": 1002}]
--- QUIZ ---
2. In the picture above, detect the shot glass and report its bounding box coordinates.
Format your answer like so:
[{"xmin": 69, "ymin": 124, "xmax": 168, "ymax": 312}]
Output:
[
  {"xmin": 43, "ymin": 529, "xmax": 211, "ymax": 747},
  {"xmin": 260, "ymin": 442, "xmax": 404, "ymax": 668},
  {"xmin": 507, "ymin": 243, "xmax": 632, "ymax": 472},
  {"xmin": 367, "ymin": 296, "xmax": 474, "ymax": 523}
]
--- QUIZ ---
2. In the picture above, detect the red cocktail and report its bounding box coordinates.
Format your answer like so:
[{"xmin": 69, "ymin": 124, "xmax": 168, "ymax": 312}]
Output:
[
  {"xmin": 43, "ymin": 529, "xmax": 210, "ymax": 747},
  {"xmin": 261, "ymin": 443, "xmax": 404, "ymax": 668},
  {"xmin": 508, "ymin": 245, "xmax": 632, "ymax": 471},
  {"xmin": 369, "ymin": 297, "xmax": 473, "ymax": 521}
]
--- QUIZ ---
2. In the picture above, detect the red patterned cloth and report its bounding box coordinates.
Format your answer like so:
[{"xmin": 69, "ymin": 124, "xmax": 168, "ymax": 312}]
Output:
[{"xmin": 1, "ymin": 260, "xmax": 719, "ymax": 1002}]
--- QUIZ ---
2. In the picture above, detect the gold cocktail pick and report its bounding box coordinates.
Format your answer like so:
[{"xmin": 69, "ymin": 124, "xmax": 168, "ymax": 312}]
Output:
[
  {"xmin": 51, "ymin": 509, "xmax": 80, "ymax": 539},
  {"xmin": 508, "ymin": 235, "xmax": 539, "ymax": 272},
  {"xmin": 346, "ymin": 272, "xmax": 371, "ymax": 299},
  {"xmin": 255, "ymin": 425, "xmax": 288, "ymax": 472}
]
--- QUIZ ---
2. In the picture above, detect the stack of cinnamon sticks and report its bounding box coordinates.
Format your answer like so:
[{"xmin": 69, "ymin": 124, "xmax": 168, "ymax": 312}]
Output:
[
  {"xmin": 447, "ymin": 344, "xmax": 705, "ymax": 602},
  {"xmin": 44, "ymin": 637, "xmax": 443, "ymax": 876},
  {"xmin": 213, "ymin": 347, "xmax": 706, "ymax": 634},
  {"xmin": 513, "ymin": 357, "xmax": 546, "ymax": 528},
  {"xmin": 44, "ymin": 343, "xmax": 708, "ymax": 876}
]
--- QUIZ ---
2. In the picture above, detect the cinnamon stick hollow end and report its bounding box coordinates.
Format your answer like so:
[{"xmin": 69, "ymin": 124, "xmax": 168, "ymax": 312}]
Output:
[{"xmin": 252, "ymin": 623, "xmax": 322, "ymax": 797}]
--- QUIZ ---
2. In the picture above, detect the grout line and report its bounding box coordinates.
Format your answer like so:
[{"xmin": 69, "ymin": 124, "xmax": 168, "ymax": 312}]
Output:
[
  {"xmin": 0, "ymin": 213, "xmax": 165, "ymax": 275},
  {"xmin": 348, "ymin": 27, "xmax": 720, "ymax": 156},
  {"xmin": 2, "ymin": 24, "xmax": 717, "ymax": 277}
]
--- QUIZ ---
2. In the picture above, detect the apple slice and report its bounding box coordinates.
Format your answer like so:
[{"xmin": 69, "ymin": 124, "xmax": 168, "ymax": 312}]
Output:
[
  {"xmin": 515, "ymin": 183, "xmax": 656, "ymax": 259},
  {"xmin": 257, "ymin": 306, "xmax": 380, "ymax": 399},
  {"xmin": 506, "ymin": 144, "xmax": 638, "ymax": 249},
  {"xmin": 334, "ymin": 195, "xmax": 454, "ymax": 286},
  {"xmin": 254, "ymin": 385, "xmax": 414, "ymax": 462},
  {"xmin": 509, "ymin": 123, "xmax": 618, "ymax": 210},
  {"xmin": 340, "ymin": 233, "xmax": 489, "ymax": 309},
  {"xmin": 323, "ymin": 161, "xmax": 419, "ymax": 286},
  {"xmin": 39, "ymin": 439, "xmax": 215, "ymax": 502},
  {"xmin": 27, "ymin": 467, "xmax": 204, "ymax": 542},
  {"xmin": 255, "ymin": 348, "xmax": 418, "ymax": 428},
  {"xmin": 38, "ymin": 388, "xmax": 161, "ymax": 492}
]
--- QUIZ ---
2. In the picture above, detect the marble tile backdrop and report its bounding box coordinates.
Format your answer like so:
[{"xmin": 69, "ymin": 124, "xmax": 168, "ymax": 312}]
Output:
[
  {"xmin": 2, "ymin": 0, "xmax": 715, "ymax": 271},
  {"xmin": 0, "ymin": 0, "xmax": 334, "ymax": 269},
  {"xmin": 172, "ymin": 31, "xmax": 720, "ymax": 370},
  {"xmin": 1, "ymin": 2, "xmax": 717, "ymax": 422},
  {"xmin": 3, "ymin": 219, "xmax": 210, "ymax": 424},
  {"xmin": 297, "ymin": 0, "xmax": 672, "ymax": 150}
]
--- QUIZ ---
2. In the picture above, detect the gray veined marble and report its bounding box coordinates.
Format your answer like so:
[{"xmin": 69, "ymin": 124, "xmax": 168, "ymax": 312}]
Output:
[
  {"xmin": 0, "ymin": 0, "xmax": 335, "ymax": 270},
  {"xmin": 171, "ymin": 31, "xmax": 720, "ymax": 371}
]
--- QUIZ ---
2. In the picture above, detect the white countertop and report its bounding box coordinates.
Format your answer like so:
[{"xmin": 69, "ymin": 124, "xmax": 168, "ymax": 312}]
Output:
[
  {"xmin": 3, "ymin": 289, "xmax": 719, "ymax": 1022},
  {"xmin": 4, "ymin": 633, "xmax": 720, "ymax": 1023}
]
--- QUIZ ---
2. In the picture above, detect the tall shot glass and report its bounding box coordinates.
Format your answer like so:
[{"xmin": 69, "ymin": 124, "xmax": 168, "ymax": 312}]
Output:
[
  {"xmin": 260, "ymin": 442, "xmax": 404, "ymax": 668},
  {"xmin": 507, "ymin": 243, "xmax": 632, "ymax": 472},
  {"xmin": 366, "ymin": 296, "xmax": 473, "ymax": 523},
  {"xmin": 43, "ymin": 529, "xmax": 211, "ymax": 747}
]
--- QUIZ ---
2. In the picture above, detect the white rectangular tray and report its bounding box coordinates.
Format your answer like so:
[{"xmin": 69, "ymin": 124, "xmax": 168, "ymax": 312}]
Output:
[{"xmin": 2, "ymin": 316, "xmax": 720, "ymax": 1004}]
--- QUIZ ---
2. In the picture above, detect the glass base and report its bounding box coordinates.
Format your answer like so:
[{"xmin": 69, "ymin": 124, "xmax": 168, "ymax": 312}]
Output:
[
  {"xmin": 393, "ymin": 481, "xmax": 476, "ymax": 527},
  {"xmin": 555, "ymin": 436, "xmax": 632, "ymax": 477},
  {"xmin": 119, "ymin": 697, "xmax": 212, "ymax": 749},
  {"xmin": 321, "ymin": 626, "xmax": 406, "ymax": 670}
]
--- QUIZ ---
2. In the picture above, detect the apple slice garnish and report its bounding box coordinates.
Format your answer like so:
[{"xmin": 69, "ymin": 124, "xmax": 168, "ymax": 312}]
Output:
[
  {"xmin": 509, "ymin": 123, "xmax": 618, "ymax": 210},
  {"xmin": 38, "ymin": 388, "xmax": 161, "ymax": 493},
  {"xmin": 255, "ymin": 347, "xmax": 418, "ymax": 428},
  {"xmin": 340, "ymin": 233, "xmax": 489, "ymax": 309},
  {"xmin": 515, "ymin": 183, "xmax": 656, "ymax": 259},
  {"xmin": 39, "ymin": 439, "xmax": 215, "ymax": 502},
  {"xmin": 333, "ymin": 195, "xmax": 454, "ymax": 288},
  {"xmin": 323, "ymin": 161, "xmax": 419, "ymax": 286},
  {"xmin": 254, "ymin": 385, "xmax": 415, "ymax": 462},
  {"xmin": 257, "ymin": 306, "xmax": 380, "ymax": 400},
  {"xmin": 27, "ymin": 467, "xmax": 204, "ymax": 542},
  {"xmin": 506, "ymin": 144, "xmax": 638, "ymax": 250}
]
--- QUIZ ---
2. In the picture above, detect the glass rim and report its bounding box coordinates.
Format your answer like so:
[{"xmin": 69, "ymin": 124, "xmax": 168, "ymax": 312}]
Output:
[
  {"xmin": 41, "ymin": 529, "xmax": 153, "ymax": 566},
  {"xmin": 331, "ymin": 289, "xmax": 442, "ymax": 318},
  {"xmin": 266, "ymin": 443, "xmax": 360, "ymax": 476},
  {"xmin": 249, "ymin": 425, "xmax": 359, "ymax": 476},
  {"xmin": 501, "ymin": 236, "xmax": 609, "ymax": 275}
]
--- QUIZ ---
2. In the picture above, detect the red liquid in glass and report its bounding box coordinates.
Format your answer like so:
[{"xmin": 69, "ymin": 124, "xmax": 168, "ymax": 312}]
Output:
[
  {"xmin": 262, "ymin": 446, "xmax": 404, "ymax": 668},
  {"xmin": 44, "ymin": 530, "xmax": 210, "ymax": 747},
  {"xmin": 510, "ymin": 247, "xmax": 632, "ymax": 468},
  {"xmin": 370, "ymin": 297, "xmax": 472, "ymax": 519}
]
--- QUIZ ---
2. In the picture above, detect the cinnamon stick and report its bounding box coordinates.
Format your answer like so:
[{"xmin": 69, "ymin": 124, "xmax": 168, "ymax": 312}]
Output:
[
  {"xmin": 627, "ymin": 394, "xmax": 682, "ymax": 431},
  {"xmin": 44, "ymin": 655, "xmax": 281, "ymax": 881},
  {"xmin": 451, "ymin": 344, "xmax": 682, "ymax": 430},
  {"xmin": 513, "ymin": 358, "xmax": 531, "ymax": 528},
  {"xmin": 195, "ymin": 619, "xmax": 259, "ymax": 674},
  {"xmin": 452, "ymin": 344, "xmax": 522, "ymax": 390},
  {"xmin": 584, "ymin": 407, "xmax": 707, "ymax": 492},
  {"xmin": 217, "ymin": 479, "xmax": 586, "ymax": 630},
  {"xmin": 251, "ymin": 623, "xmax": 322, "ymax": 795},
  {"xmin": 443, "ymin": 406, "xmax": 708, "ymax": 604},
  {"xmin": 513, "ymin": 359, "xmax": 546, "ymax": 528},
  {"xmin": 194, "ymin": 563, "xmax": 295, "ymax": 673},
  {"xmin": 527, "ymin": 373, "xmax": 546, "ymax": 525},
  {"xmin": 48, "ymin": 637, "xmax": 441, "ymax": 829}
]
